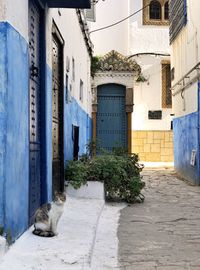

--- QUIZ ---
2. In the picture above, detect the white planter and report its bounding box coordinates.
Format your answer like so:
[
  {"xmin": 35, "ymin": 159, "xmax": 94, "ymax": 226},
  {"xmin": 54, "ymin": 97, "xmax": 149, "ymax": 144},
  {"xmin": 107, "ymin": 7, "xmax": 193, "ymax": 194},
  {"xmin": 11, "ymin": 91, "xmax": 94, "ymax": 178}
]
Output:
[{"xmin": 66, "ymin": 181, "xmax": 105, "ymax": 200}]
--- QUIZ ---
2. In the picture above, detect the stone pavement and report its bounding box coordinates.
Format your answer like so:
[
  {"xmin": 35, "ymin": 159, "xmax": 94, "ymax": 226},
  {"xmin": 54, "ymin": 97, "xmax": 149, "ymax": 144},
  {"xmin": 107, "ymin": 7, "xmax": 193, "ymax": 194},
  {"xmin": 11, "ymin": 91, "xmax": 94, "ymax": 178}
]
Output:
[{"xmin": 118, "ymin": 169, "xmax": 200, "ymax": 270}]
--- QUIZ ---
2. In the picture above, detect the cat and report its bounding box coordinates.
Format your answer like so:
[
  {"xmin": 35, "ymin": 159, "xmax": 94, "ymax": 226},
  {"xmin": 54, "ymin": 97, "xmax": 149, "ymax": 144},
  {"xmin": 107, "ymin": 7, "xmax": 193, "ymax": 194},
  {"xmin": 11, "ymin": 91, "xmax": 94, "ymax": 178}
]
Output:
[{"xmin": 32, "ymin": 191, "xmax": 66, "ymax": 237}]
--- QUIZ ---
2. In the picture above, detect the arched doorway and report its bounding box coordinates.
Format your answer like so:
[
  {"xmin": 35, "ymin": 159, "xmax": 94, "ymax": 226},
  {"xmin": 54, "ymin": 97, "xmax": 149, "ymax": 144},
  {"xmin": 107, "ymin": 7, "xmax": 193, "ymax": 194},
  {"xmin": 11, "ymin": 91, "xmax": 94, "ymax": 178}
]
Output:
[{"xmin": 96, "ymin": 84, "xmax": 127, "ymax": 152}]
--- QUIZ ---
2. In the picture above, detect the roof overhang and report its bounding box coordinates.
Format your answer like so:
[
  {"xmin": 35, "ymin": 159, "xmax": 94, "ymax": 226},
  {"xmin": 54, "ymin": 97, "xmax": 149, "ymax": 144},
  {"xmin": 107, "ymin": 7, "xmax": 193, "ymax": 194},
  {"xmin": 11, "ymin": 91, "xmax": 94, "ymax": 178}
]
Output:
[{"xmin": 42, "ymin": 0, "xmax": 91, "ymax": 8}]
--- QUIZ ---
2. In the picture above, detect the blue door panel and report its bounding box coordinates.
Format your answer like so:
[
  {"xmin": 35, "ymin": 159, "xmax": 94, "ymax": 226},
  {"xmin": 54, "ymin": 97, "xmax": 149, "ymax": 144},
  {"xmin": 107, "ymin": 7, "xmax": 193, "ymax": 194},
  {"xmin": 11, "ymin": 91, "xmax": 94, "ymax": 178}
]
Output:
[
  {"xmin": 97, "ymin": 84, "xmax": 127, "ymax": 152},
  {"xmin": 29, "ymin": 0, "xmax": 42, "ymax": 222}
]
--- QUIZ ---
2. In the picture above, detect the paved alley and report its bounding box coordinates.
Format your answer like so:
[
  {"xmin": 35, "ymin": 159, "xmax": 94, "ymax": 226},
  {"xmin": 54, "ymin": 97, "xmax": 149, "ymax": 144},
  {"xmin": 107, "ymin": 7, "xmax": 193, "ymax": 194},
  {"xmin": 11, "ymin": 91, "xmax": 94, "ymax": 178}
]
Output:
[
  {"xmin": 118, "ymin": 169, "xmax": 200, "ymax": 270},
  {"xmin": 1, "ymin": 169, "xmax": 200, "ymax": 270}
]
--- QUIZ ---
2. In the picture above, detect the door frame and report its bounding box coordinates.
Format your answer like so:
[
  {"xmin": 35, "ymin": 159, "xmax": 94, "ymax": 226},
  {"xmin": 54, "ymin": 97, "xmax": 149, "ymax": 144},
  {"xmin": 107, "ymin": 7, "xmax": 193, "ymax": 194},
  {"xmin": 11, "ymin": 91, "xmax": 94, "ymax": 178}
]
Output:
[{"xmin": 52, "ymin": 21, "xmax": 65, "ymax": 193}]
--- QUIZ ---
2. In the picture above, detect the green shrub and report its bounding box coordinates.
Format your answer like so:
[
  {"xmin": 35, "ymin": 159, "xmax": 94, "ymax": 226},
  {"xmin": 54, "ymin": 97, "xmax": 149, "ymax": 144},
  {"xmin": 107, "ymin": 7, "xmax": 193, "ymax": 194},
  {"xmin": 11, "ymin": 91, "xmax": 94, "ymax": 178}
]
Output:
[
  {"xmin": 65, "ymin": 160, "xmax": 88, "ymax": 189},
  {"xmin": 65, "ymin": 150, "xmax": 145, "ymax": 203}
]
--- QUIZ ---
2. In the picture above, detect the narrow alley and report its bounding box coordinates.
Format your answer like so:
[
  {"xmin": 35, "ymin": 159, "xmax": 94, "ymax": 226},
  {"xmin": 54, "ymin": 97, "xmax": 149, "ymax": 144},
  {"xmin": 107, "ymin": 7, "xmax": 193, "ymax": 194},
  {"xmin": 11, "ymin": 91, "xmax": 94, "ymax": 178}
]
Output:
[
  {"xmin": 118, "ymin": 169, "xmax": 200, "ymax": 270},
  {"xmin": 1, "ymin": 168, "xmax": 200, "ymax": 269}
]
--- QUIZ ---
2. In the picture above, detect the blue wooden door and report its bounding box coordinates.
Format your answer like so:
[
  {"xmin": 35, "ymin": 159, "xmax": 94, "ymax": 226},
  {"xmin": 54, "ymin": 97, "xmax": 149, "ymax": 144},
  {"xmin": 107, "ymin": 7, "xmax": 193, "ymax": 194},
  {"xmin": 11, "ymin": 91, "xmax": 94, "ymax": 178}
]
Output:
[
  {"xmin": 97, "ymin": 84, "xmax": 127, "ymax": 152},
  {"xmin": 29, "ymin": 0, "xmax": 42, "ymax": 222}
]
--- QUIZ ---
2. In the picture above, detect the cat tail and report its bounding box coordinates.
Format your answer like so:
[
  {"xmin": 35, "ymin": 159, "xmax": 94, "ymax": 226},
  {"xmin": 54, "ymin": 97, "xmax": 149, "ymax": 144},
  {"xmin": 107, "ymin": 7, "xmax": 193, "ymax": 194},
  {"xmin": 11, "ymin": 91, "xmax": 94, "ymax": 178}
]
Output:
[{"xmin": 32, "ymin": 229, "xmax": 55, "ymax": 237}]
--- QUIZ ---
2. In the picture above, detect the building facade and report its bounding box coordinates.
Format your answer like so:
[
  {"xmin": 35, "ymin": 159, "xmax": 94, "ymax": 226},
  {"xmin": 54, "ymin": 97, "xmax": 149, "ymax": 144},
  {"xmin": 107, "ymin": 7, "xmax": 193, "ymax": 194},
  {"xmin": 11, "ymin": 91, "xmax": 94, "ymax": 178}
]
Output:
[
  {"xmin": 91, "ymin": 0, "xmax": 173, "ymax": 162},
  {"xmin": 170, "ymin": 0, "xmax": 200, "ymax": 184},
  {"xmin": 0, "ymin": 0, "xmax": 92, "ymax": 241}
]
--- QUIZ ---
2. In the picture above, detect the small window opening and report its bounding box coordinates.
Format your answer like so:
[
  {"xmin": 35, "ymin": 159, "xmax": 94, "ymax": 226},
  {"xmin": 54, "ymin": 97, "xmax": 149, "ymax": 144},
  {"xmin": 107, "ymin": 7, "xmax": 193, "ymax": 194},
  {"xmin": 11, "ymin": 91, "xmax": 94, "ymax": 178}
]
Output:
[
  {"xmin": 72, "ymin": 57, "xmax": 75, "ymax": 81},
  {"xmin": 164, "ymin": 1, "xmax": 169, "ymax": 20},
  {"xmin": 79, "ymin": 79, "xmax": 83, "ymax": 101},
  {"xmin": 149, "ymin": 0, "xmax": 161, "ymax": 20}
]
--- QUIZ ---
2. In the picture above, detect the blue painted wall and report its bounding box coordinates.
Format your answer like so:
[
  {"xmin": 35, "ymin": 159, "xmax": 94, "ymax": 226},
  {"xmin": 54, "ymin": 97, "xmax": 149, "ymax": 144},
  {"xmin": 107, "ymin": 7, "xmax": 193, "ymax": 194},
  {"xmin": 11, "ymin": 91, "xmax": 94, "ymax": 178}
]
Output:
[
  {"xmin": 0, "ymin": 22, "xmax": 29, "ymax": 240},
  {"xmin": 173, "ymin": 110, "xmax": 200, "ymax": 185},
  {"xmin": 0, "ymin": 21, "xmax": 92, "ymax": 241},
  {"xmin": 64, "ymin": 97, "xmax": 92, "ymax": 162},
  {"xmin": 0, "ymin": 23, "xmax": 7, "ymax": 229}
]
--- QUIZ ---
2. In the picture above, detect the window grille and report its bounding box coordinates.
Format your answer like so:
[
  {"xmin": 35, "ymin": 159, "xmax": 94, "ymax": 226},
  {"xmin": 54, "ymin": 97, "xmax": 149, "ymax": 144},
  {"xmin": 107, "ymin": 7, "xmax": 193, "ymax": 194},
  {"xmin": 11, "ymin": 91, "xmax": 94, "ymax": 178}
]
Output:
[{"xmin": 162, "ymin": 63, "xmax": 172, "ymax": 108}]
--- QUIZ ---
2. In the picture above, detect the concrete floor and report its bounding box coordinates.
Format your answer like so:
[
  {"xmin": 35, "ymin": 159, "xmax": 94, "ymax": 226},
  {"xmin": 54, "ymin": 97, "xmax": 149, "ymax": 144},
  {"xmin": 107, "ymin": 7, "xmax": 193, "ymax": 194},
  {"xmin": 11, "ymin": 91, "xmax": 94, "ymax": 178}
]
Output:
[{"xmin": 118, "ymin": 169, "xmax": 200, "ymax": 270}]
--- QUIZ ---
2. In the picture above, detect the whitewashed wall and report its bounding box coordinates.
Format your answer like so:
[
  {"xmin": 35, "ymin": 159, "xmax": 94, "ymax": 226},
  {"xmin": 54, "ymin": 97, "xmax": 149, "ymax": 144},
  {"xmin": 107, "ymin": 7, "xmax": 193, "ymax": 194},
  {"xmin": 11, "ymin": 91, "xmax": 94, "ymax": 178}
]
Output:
[
  {"xmin": 132, "ymin": 54, "xmax": 172, "ymax": 130},
  {"xmin": 91, "ymin": 0, "xmax": 171, "ymax": 130},
  {"xmin": 47, "ymin": 8, "xmax": 92, "ymax": 116},
  {"xmin": 129, "ymin": 0, "xmax": 171, "ymax": 130},
  {"xmin": 129, "ymin": 0, "xmax": 169, "ymax": 55},
  {"xmin": 0, "ymin": 0, "xmax": 28, "ymax": 41},
  {"xmin": 171, "ymin": 0, "xmax": 200, "ymax": 118},
  {"xmin": 90, "ymin": 0, "xmax": 129, "ymax": 55}
]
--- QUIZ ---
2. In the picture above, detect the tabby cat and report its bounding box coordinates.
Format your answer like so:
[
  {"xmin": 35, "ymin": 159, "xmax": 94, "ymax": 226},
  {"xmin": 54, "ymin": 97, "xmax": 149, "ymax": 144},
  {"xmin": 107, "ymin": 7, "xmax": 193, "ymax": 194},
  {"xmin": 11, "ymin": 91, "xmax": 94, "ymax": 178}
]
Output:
[{"xmin": 32, "ymin": 192, "xmax": 66, "ymax": 237}]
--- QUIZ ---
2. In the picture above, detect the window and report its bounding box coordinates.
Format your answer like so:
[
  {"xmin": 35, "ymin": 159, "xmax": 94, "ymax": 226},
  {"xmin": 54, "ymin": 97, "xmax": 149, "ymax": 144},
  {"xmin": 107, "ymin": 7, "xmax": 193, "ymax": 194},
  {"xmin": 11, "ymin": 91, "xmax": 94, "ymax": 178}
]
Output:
[
  {"xmin": 143, "ymin": 0, "xmax": 169, "ymax": 26},
  {"xmin": 72, "ymin": 125, "xmax": 79, "ymax": 160},
  {"xmin": 162, "ymin": 62, "xmax": 172, "ymax": 108},
  {"xmin": 150, "ymin": 1, "xmax": 161, "ymax": 20},
  {"xmin": 79, "ymin": 79, "xmax": 83, "ymax": 101},
  {"xmin": 72, "ymin": 57, "xmax": 75, "ymax": 81},
  {"xmin": 164, "ymin": 1, "xmax": 169, "ymax": 20}
]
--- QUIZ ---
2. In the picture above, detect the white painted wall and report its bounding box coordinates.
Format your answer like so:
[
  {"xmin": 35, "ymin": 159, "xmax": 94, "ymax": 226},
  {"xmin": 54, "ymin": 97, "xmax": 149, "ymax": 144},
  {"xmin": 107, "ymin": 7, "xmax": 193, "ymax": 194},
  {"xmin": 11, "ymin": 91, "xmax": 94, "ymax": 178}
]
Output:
[
  {"xmin": 132, "ymin": 54, "xmax": 172, "ymax": 130},
  {"xmin": 0, "ymin": 0, "xmax": 28, "ymax": 41},
  {"xmin": 90, "ymin": 0, "xmax": 129, "ymax": 55},
  {"xmin": 171, "ymin": 0, "xmax": 200, "ymax": 118},
  {"xmin": 172, "ymin": 83, "xmax": 198, "ymax": 117},
  {"xmin": 46, "ymin": 8, "xmax": 92, "ymax": 116},
  {"xmin": 129, "ymin": 0, "xmax": 171, "ymax": 130},
  {"xmin": 0, "ymin": 0, "xmax": 6, "ymax": 21},
  {"xmin": 129, "ymin": 0, "xmax": 169, "ymax": 55},
  {"xmin": 91, "ymin": 0, "xmax": 171, "ymax": 130}
]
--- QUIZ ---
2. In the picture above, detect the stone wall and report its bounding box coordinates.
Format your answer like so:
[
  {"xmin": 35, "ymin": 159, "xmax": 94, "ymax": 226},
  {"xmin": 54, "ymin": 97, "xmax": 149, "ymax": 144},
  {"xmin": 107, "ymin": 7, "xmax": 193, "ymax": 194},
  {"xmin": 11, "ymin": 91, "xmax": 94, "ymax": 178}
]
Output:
[{"xmin": 132, "ymin": 130, "xmax": 174, "ymax": 162}]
